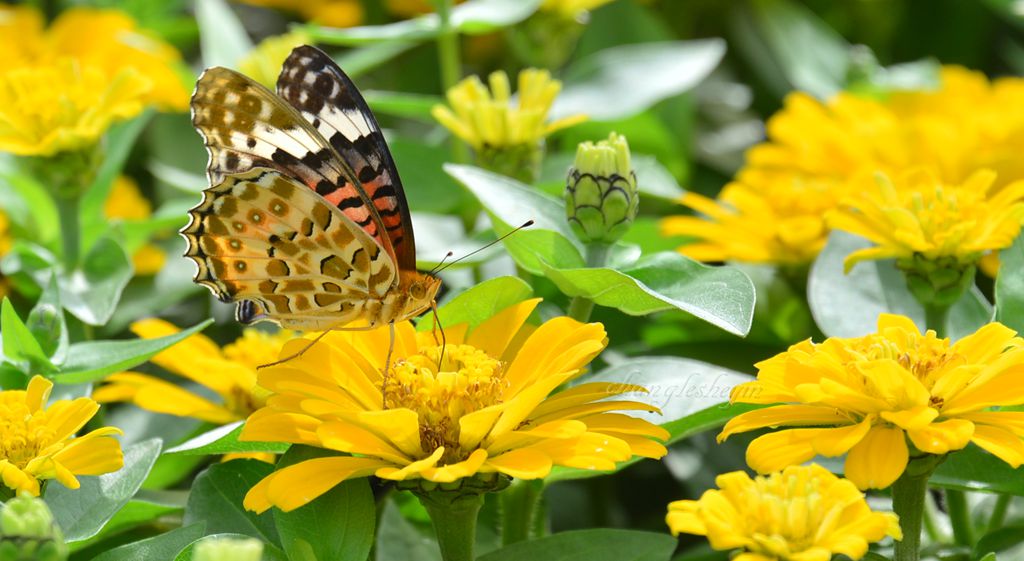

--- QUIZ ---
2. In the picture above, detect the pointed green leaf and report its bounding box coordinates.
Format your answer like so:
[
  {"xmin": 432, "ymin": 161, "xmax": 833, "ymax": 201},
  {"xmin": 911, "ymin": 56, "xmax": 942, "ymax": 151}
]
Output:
[
  {"xmin": 27, "ymin": 273, "xmax": 67, "ymax": 364},
  {"xmin": 55, "ymin": 318, "xmax": 214, "ymax": 383},
  {"xmin": 1, "ymin": 297, "xmax": 51, "ymax": 373},
  {"xmin": 165, "ymin": 421, "xmax": 290, "ymax": 457},
  {"xmin": 418, "ymin": 276, "xmax": 534, "ymax": 332}
]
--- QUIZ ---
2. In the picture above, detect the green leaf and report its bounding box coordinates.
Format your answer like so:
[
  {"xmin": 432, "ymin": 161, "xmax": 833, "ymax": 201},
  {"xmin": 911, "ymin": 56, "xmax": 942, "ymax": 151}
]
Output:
[
  {"xmin": 996, "ymin": 233, "xmax": 1024, "ymax": 332},
  {"xmin": 173, "ymin": 534, "xmax": 288, "ymax": 561},
  {"xmin": 730, "ymin": 0, "xmax": 850, "ymax": 98},
  {"xmin": 68, "ymin": 491, "xmax": 186, "ymax": 552},
  {"xmin": 364, "ymin": 90, "xmax": 442, "ymax": 121},
  {"xmin": 106, "ymin": 239, "xmax": 205, "ymax": 334},
  {"xmin": 196, "ymin": 0, "xmax": 253, "ymax": 68},
  {"xmin": 274, "ymin": 469, "xmax": 375, "ymax": 561},
  {"xmin": 61, "ymin": 236, "xmax": 134, "ymax": 325},
  {"xmin": 931, "ymin": 445, "xmax": 1024, "ymax": 495},
  {"xmin": 79, "ymin": 110, "xmax": 155, "ymax": 252},
  {"xmin": 0, "ymin": 169, "xmax": 59, "ymax": 251},
  {"xmin": 544, "ymin": 252, "xmax": 755, "ymax": 336},
  {"xmin": 1, "ymin": 297, "xmax": 51, "ymax": 374},
  {"xmin": 89, "ymin": 523, "xmax": 206, "ymax": 561},
  {"xmin": 477, "ymin": 529, "xmax": 677, "ymax": 561},
  {"xmin": 412, "ymin": 213, "xmax": 496, "ymax": 269},
  {"xmin": 46, "ymin": 438, "xmax": 163, "ymax": 542},
  {"xmin": 390, "ymin": 138, "xmax": 473, "ymax": 216},
  {"xmin": 445, "ymin": 163, "xmax": 585, "ymax": 273},
  {"xmin": 27, "ymin": 273, "xmax": 68, "ymax": 364},
  {"xmin": 375, "ymin": 498, "xmax": 441, "ymax": 561},
  {"xmin": 976, "ymin": 524, "xmax": 1024, "ymax": 559},
  {"xmin": 417, "ymin": 276, "xmax": 534, "ymax": 332},
  {"xmin": 165, "ymin": 421, "xmax": 290, "ymax": 457},
  {"xmin": 551, "ymin": 39, "xmax": 726, "ymax": 121},
  {"xmin": 547, "ymin": 357, "xmax": 754, "ymax": 483},
  {"xmin": 55, "ymin": 318, "xmax": 214, "ymax": 383},
  {"xmin": 809, "ymin": 232, "xmax": 992, "ymax": 339},
  {"xmin": 184, "ymin": 460, "xmax": 281, "ymax": 546},
  {"xmin": 306, "ymin": 0, "xmax": 540, "ymax": 45}
]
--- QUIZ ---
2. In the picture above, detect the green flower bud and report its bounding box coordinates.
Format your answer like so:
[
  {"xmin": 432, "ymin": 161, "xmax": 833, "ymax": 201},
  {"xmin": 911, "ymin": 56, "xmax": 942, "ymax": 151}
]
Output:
[
  {"xmin": 564, "ymin": 133, "xmax": 638, "ymax": 244},
  {"xmin": 194, "ymin": 536, "xmax": 264, "ymax": 561},
  {"xmin": 897, "ymin": 253, "xmax": 977, "ymax": 310},
  {"xmin": 0, "ymin": 493, "xmax": 67, "ymax": 561},
  {"xmin": 478, "ymin": 141, "xmax": 544, "ymax": 185}
]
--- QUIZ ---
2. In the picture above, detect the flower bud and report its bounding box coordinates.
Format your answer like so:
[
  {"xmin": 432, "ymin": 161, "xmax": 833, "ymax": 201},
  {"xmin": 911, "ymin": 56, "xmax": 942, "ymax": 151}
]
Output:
[
  {"xmin": 0, "ymin": 493, "xmax": 67, "ymax": 561},
  {"xmin": 564, "ymin": 133, "xmax": 638, "ymax": 244},
  {"xmin": 897, "ymin": 253, "xmax": 977, "ymax": 310},
  {"xmin": 194, "ymin": 536, "xmax": 264, "ymax": 561}
]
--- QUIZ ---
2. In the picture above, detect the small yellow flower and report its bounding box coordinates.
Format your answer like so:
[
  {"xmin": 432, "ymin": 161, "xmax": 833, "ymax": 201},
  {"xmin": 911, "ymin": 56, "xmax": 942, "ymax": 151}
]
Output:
[
  {"xmin": 721, "ymin": 314, "xmax": 1024, "ymax": 490},
  {"xmin": 828, "ymin": 168, "xmax": 1024, "ymax": 272},
  {"xmin": 432, "ymin": 69, "xmax": 586, "ymax": 153},
  {"xmin": 103, "ymin": 176, "xmax": 166, "ymax": 275},
  {"xmin": 0, "ymin": 376, "xmax": 124, "ymax": 496},
  {"xmin": 239, "ymin": 30, "xmax": 312, "ymax": 89},
  {"xmin": 664, "ymin": 66, "xmax": 1024, "ymax": 266},
  {"xmin": 241, "ymin": 299, "xmax": 668, "ymax": 513},
  {"xmin": 236, "ymin": 0, "xmax": 364, "ymax": 27},
  {"xmin": 667, "ymin": 464, "xmax": 901, "ymax": 561},
  {"xmin": 94, "ymin": 319, "xmax": 293, "ymax": 425}
]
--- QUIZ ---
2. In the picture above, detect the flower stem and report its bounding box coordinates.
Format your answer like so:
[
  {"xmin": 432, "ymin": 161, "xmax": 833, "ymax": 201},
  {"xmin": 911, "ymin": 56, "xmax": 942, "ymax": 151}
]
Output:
[
  {"xmin": 892, "ymin": 456, "xmax": 942, "ymax": 561},
  {"xmin": 434, "ymin": 0, "xmax": 468, "ymax": 165},
  {"xmin": 923, "ymin": 303, "xmax": 950, "ymax": 338},
  {"xmin": 56, "ymin": 192, "xmax": 81, "ymax": 270},
  {"xmin": 946, "ymin": 488, "xmax": 974, "ymax": 546},
  {"xmin": 418, "ymin": 490, "xmax": 484, "ymax": 561},
  {"xmin": 499, "ymin": 479, "xmax": 543, "ymax": 545},
  {"xmin": 567, "ymin": 243, "xmax": 611, "ymax": 322},
  {"xmin": 986, "ymin": 494, "xmax": 1011, "ymax": 534}
]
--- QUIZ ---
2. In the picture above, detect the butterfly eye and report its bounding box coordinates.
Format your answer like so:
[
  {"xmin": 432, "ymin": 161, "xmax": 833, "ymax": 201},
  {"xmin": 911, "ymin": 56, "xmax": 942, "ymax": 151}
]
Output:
[{"xmin": 410, "ymin": 283, "xmax": 426, "ymax": 300}]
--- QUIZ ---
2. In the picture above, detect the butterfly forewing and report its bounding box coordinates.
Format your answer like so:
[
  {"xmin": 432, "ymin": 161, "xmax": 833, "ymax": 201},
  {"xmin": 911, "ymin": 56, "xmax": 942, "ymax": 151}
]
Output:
[
  {"xmin": 181, "ymin": 168, "xmax": 397, "ymax": 331},
  {"xmin": 277, "ymin": 46, "xmax": 417, "ymax": 271},
  {"xmin": 191, "ymin": 66, "xmax": 395, "ymax": 257}
]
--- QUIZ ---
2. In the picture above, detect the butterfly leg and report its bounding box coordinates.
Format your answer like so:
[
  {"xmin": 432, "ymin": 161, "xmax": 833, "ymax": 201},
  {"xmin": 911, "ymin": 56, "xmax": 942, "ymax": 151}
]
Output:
[
  {"xmin": 430, "ymin": 299, "xmax": 446, "ymax": 369},
  {"xmin": 257, "ymin": 324, "xmax": 379, "ymax": 369},
  {"xmin": 381, "ymin": 321, "xmax": 396, "ymax": 409}
]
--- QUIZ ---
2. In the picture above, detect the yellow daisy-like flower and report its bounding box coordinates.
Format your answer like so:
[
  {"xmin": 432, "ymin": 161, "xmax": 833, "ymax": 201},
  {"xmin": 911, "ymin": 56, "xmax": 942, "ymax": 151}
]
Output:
[
  {"xmin": 667, "ymin": 464, "xmax": 901, "ymax": 561},
  {"xmin": 720, "ymin": 314, "xmax": 1024, "ymax": 490},
  {"xmin": 0, "ymin": 5, "xmax": 189, "ymax": 156},
  {"xmin": 103, "ymin": 176, "xmax": 167, "ymax": 276},
  {"xmin": 664, "ymin": 66, "xmax": 1024, "ymax": 266},
  {"xmin": 241, "ymin": 299, "xmax": 668, "ymax": 513},
  {"xmin": 94, "ymin": 319, "xmax": 293, "ymax": 425},
  {"xmin": 236, "ymin": 0, "xmax": 364, "ymax": 27},
  {"xmin": 239, "ymin": 30, "xmax": 313, "ymax": 89},
  {"xmin": 432, "ymin": 69, "xmax": 587, "ymax": 153},
  {"xmin": 828, "ymin": 168, "xmax": 1024, "ymax": 272},
  {"xmin": 0, "ymin": 376, "xmax": 124, "ymax": 496}
]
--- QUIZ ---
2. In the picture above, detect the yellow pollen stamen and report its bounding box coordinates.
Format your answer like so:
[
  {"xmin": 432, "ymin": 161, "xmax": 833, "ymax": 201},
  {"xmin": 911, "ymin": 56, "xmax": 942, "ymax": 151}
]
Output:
[{"xmin": 0, "ymin": 403, "xmax": 56, "ymax": 469}]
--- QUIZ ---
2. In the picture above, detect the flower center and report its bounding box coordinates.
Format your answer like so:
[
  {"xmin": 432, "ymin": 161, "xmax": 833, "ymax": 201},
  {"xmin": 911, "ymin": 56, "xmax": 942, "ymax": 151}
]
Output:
[
  {"xmin": 384, "ymin": 344, "xmax": 507, "ymax": 461},
  {"xmin": 849, "ymin": 330, "xmax": 959, "ymax": 386},
  {"xmin": 745, "ymin": 473, "xmax": 827, "ymax": 554},
  {"xmin": 0, "ymin": 402, "xmax": 55, "ymax": 468}
]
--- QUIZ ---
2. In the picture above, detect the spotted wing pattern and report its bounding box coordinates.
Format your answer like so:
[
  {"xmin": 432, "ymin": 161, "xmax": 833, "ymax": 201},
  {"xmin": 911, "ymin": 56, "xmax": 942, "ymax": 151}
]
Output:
[
  {"xmin": 190, "ymin": 66, "xmax": 394, "ymax": 257},
  {"xmin": 277, "ymin": 45, "xmax": 416, "ymax": 271},
  {"xmin": 181, "ymin": 168, "xmax": 396, "ymax": 331}
]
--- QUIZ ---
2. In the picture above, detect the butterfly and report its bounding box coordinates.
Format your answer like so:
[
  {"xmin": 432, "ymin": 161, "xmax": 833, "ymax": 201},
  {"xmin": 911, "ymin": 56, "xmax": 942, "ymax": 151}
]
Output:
[{"xmin": 181, "ymin": 45, "xmax": 441, "ymax": 335}]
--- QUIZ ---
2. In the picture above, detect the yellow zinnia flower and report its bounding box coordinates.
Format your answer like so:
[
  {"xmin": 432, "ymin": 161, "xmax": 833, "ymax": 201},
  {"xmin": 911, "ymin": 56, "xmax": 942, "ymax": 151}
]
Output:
[
  {"xmin": 828, "ymin": 168, "xmax": 1024, "ymax": 272},
  {"xmin": 94, "ymin": 319, "xmax": 292, "ymax": 425},
  {"xmin": 103, "ymin": 176, "xmax": 166, "ymax": 276},
  {"xmin": 235, "ymin": 0, "xmax": 363, "ymax": 27},
  {"xmin": 721, "ymin": 314, "xmax": 1024, "ymax": 490},
  {"xmin": 664, "ymin": 66, "xmax": 1024, "ymax": 266},
  {"xmin": 432, "ymin": 69, "xmax": 587, "ymax": 153},
  {"xmin": 241, "ymin": 299, "xmax": 668, "ymax": 513},
  {"xmin": 667, "ymin": 464, "xmax": 901, "ymax": 561},
  {"xmin": 0, "ymin": 376, "xmax": 123, "ymax": 496}
]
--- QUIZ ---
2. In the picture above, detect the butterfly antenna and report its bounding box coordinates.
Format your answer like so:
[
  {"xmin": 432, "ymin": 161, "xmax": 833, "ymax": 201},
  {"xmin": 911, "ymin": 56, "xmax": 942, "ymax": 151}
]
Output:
[
  {"xmin": 432, "ymin": 220, "xmax": 534, "ymax": 275},
  {"xmin": 431, "ymin": 300, "xmax": 447, "ymax": 369},
  {"xmin": 427, "ymin": 251, "xmax": 455, "ymax": 276}
]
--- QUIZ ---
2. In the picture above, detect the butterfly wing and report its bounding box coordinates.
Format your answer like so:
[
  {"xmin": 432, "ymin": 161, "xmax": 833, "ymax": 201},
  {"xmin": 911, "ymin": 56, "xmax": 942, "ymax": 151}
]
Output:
[
  {"xmin": 191, "ymin": 66, "xmax": 397, "ymax": 261},
  {"xmin": 181, "ymin": 168, "xmax": 397, "ymax": 332},
  {"xmin": 276, "ymin": 45, "xmax": 416, "ymax": 272}
]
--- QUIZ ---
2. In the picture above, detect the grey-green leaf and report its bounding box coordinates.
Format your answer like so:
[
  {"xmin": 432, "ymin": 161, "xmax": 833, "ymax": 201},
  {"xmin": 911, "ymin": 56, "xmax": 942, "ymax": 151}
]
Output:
[
  {"xmin": 274, "ymin": 478, "xmax": 375, "ymax": 561},
  {"xmin": 60, "ymin": 237, "xmax": 134, "ymax": 325},
  {"xmin": 1, "ymin": 297, "xmax": 50, "ymax": 373},
  {"xmin": 46, "ymin": 438, "xmax": 163, "ymax": 542},
  {"xmin": 183, "ymin": 460, "xmax": 281, "ymax": 546},
  {"xmin": 90, "ymin": 523, "xmax": 206, "ymax": 561},
  {"xmin": 551, "ymin": 39, "xmax": 726, "ymax": 121},
  {"xmin": 55, "ymin": 318, "xmax": 214, "ymax": 383},
  {"xmin": 996, "ymin": 233, "xmax": 1024, "ymax": 332}
]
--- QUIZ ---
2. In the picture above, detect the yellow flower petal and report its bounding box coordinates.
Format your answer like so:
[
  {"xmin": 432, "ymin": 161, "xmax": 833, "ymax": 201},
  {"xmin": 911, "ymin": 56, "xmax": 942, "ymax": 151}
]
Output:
[
  {"xmin": 845, "ymin": 426, "xmax": 908, "ymax": 490},
  {"xmin": 244, "ymin": 456, "xmax": 385, "ymax": 513}
]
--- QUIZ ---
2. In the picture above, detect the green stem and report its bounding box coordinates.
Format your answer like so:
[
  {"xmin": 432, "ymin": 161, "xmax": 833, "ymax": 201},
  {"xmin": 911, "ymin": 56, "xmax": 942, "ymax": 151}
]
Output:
[
  {"xmin": 986, "ymin": 494, "xmax": 1011, "ymax": 534},
  {"xmin": 892, "ymin": 457, "xmax": 942, "ymax": 561},
  {"xmin": 418, "ymin": 491, "xmax": 484, "ymax": 561},
  {"xmin": 567, "ymin": 243, "xmax": 611, "ymax": 322},
  {"xmin": 435, "ymin": 0, "xmax": 468, "ymax": 165},
  {"xmin": 923, "ymin": 303, "xmax": 950, "ymax": 338},
  {"xmin": 499, "ymin": 479, "xmax": 543, "ymax": 546},
  {"xmin": 946, "ymin": 489, "xmax": 974, "ymax": 546},
  {"xmin": 55, "ymin": 192, "xmax": 81, "ymax": 271}
]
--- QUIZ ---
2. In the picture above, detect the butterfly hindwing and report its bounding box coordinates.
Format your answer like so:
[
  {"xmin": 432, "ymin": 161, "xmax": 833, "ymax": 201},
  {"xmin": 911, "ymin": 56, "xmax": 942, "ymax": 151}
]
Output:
[
  {"xmin": 277, "ymin": 45, "xmax": 416, "ymax": 271},
  {"xmin": 181, "ymin": 168, "xmax": 397, "ymax": 331},
  {"xmin": 191, "ymin": 67, "xmax": 395, "ymax": 256}
]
